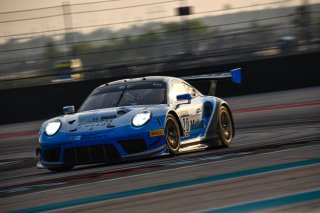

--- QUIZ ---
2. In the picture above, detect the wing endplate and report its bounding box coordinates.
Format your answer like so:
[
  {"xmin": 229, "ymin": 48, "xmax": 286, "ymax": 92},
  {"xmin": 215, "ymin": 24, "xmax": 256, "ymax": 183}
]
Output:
[{"xmin": 231, "ymin": 68, "xmax": 242, "ymax": 84}]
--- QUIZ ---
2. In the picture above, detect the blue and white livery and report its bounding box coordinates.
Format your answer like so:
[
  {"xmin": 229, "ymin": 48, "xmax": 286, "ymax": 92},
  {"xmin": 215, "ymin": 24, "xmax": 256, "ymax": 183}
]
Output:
[{"xmin": 37, "ymin": 68, "xmax": 242, "ymax": 171}]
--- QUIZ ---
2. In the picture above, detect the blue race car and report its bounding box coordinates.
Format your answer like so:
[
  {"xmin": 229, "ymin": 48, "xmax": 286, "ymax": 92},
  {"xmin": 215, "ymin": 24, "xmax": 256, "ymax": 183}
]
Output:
[{"xmin": 37, "ymin": 68, "xmax": 242, "ymax": 171}]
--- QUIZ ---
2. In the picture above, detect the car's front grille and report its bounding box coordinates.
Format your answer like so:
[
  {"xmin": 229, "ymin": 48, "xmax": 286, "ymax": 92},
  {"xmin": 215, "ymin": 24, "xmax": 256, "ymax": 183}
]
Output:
[
  {"xmin": 64, "ymin": 144, "xmax": 121, "ymax": 165},
  {"xmin": 118, "ymin": 139, "xmax": 147, "ymax": 154},
  {"xmin": 44, "ymin": 148, "xmax": 61, "ymax": 162}
]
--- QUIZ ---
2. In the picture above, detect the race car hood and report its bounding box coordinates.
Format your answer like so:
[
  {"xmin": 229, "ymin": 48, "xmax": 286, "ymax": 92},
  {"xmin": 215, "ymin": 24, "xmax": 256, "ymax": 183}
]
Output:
[{"xmin": 41, "ymin": 105, "xmax": 168, "ymax": 134}]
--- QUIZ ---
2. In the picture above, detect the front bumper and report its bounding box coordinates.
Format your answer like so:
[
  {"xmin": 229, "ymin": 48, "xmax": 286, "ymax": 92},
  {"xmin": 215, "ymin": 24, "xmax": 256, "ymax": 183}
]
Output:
[{"xmin": 38, "ymin": 119, "xmax": 167, "ymax": 168}]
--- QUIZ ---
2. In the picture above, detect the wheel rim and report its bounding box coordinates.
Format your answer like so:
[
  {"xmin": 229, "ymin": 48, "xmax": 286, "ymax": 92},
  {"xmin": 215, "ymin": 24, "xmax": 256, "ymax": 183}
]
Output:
[
  {"xmin": 166, "ymin": 119, "xmax": 179, "ymax": 150},
  {"xmin": 220, "ymin": 110, "xmax": 232, "ymax": 141}
]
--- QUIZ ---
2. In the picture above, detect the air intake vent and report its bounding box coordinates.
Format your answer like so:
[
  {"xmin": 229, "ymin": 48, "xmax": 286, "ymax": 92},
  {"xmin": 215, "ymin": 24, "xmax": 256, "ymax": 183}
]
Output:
[
  {"xmin": 44, "ymin": 148, "xmax": 60, "ymax": 162},
  {"xmin": 118, "ymin": 139, "xmax": 147, "ymax": 154},
  {"xmin": 64, "ymin": 144, "xmax": 121, "ymax": 165},
  {"xmin": 117, "ymin": 110, "xmax": 127, "ymax": 115},
  {"xmin": 68, "ymin": 120, "xmax": 76, "ymax": 124},
  {"xmin": 204, "ymin": 102, "xmax": 213, "ymax": 117}
]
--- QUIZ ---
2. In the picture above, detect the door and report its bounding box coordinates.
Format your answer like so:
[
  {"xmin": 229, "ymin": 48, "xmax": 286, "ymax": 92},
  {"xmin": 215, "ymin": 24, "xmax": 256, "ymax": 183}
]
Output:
[{"xmin": 169, "ymin": 81, "xmax": 203, "ymax": 139}]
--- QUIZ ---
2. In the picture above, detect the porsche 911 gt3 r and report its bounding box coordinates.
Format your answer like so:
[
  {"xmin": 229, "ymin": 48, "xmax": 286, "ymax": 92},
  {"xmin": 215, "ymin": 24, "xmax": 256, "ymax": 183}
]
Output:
[{"xmin": 37, "ymin": 68, "xmax": 242, "ymax": 171}]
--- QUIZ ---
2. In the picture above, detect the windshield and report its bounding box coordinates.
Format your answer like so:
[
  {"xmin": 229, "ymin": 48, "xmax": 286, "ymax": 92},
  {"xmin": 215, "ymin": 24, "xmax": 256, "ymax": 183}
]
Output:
[{"xmin": 79, "ymin": 81, "xmax": 166, "ymax": 112}]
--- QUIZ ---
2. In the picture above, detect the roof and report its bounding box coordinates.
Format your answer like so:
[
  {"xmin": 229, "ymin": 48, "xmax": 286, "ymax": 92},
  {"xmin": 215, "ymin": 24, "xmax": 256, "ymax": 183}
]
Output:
[{"xmin": 106, "ymin": 76, "xmax": 181, "ymax": 86}]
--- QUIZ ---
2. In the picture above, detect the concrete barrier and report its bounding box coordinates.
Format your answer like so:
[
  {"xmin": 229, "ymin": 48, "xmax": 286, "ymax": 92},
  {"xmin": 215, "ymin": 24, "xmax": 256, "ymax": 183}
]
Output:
[{"xmin": 1, "ymin": 52, "xmax": 319, "ymax": 124}]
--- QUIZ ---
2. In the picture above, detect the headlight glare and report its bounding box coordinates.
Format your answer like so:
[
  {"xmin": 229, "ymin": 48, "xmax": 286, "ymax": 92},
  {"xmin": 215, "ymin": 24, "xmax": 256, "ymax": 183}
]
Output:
[
  {"xmin": 132, "ymin": 110, "xmax": 151, "ymax": 127},
  {"xmin": 45, "ymin": 120, "xmax": 61, "ymax": 136}
]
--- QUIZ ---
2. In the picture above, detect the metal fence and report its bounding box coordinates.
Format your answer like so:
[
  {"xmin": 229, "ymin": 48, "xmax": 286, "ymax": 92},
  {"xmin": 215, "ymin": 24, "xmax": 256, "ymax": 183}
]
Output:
[{"xmin": 0, "ymin": 0, "xmax": 319, "ymax": 89}]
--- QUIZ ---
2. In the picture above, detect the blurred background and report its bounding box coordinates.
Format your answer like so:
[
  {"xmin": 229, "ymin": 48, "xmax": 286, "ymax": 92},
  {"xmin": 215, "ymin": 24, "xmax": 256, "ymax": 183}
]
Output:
[
  {"xmin": 0, "ymin": 0, "xmax": 320, "ymax": 123},
  {"xmin": 1, "ymin": 0, "xmax": 320, "ymax": 86}
]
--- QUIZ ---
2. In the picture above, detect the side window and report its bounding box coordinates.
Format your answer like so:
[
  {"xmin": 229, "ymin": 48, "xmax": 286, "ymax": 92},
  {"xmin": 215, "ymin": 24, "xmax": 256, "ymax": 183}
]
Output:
[{"xmin": 170, "ymin": 81, "xmax": 189, "ymax": 103}]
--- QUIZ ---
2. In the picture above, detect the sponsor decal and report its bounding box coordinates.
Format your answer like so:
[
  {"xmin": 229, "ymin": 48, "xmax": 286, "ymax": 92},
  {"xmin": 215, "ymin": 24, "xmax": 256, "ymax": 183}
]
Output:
[
  {"xmin": 74, "ymin": 135, "xmax": 81, "ymax": 141},
  {"xmin": 69, "ymin": 133, "xmax": 108, "ymax": 141},
  {"xmin": 80, "ymin": 133, "xmax": 98, "ymax": 140},
  {"xmin": 190, "ymin": 120, "xmax": 204, "ymax": 130},
  {"xmin": 150, "ymin": 129, "xmax": 164, "ymax": 137},
  {"xmin": 78, "ymin": 117, "xmax": 114, "ymax": 126}
]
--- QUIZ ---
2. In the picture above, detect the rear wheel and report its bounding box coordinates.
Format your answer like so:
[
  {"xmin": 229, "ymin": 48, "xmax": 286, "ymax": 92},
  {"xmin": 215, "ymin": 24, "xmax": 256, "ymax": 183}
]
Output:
[
  {"xmin": 165, "ymin": 115, "xmax": 180, "ymax": 154},
  {"xmin": 218, "ymin": 106, "xmax": 234, "ymax": 147}
]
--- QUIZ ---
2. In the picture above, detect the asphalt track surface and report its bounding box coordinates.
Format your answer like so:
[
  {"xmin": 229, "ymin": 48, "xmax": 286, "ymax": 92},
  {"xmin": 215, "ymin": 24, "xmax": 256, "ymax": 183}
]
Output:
[{"xmin": 0, "ymin": 86, "xmax": 319, "ymax": 213}]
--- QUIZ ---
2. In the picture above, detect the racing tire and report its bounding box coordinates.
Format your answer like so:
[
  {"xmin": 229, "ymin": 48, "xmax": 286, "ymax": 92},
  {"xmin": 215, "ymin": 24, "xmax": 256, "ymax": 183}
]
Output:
[
  {"xmin": 165, "ymin": 114, "xmax": 181, "ymax": 155},
  {"xmin": 217, "ymin": 106, "xmax": 234, "ymax": 147},
  {"xmin": 47, "ymin": 165, "xmax": 74, "ymax": 172}
]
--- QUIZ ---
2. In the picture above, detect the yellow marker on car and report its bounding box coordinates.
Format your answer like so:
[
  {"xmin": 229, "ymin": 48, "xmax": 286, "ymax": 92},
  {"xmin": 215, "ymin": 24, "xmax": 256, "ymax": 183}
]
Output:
[{"xmin": 150, "ymin": 129, "xmax": 164, "ymax": 137}]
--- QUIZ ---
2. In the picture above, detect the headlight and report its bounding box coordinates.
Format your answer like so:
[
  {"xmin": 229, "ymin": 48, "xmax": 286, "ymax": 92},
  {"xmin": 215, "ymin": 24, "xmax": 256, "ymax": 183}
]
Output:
[
  {"xmin": 132, "ymin": 110, "xmax": 151, "ymax": 127},
  {"xmin": 45, "ymin": 120, "xmax": 61, "ymax": 136}
]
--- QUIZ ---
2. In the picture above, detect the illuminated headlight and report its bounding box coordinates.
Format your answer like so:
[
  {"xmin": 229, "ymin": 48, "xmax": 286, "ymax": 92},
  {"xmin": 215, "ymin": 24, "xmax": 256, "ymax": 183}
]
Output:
[
  {"xmin": 45, "ymin": 120, "xmax": 61, "ymax": 136},
  {"xmin": 132, "ymin": 110, "xmax": 151, "ymax": 127}
]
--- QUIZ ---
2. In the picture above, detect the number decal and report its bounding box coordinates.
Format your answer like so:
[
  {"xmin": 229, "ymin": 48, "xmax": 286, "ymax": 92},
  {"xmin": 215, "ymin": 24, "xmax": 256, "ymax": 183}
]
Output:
[
  {"xmin": 183, "ymin": 118, "xmax": 204, "ymax": 132},
  {"xmin": 182, "ymin": 116, "xmax": 204, "ymax": 135}
]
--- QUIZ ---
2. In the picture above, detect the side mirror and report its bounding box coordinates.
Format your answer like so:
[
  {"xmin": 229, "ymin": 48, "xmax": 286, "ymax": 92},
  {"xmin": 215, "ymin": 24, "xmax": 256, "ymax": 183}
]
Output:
[
  {"xmin": 176, "ymin": 93, "xmax": 192, "ymax": 101},
  {"xmin": 63, "ymin": 106, "xmax": 75, "ymax": 115}
]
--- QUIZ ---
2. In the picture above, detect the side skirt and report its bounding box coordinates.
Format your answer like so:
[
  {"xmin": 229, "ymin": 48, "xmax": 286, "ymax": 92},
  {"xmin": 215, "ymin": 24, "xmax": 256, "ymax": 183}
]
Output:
[{"xmin": 179, "ymin": 132, "xmax": 219, "ymax": 153}]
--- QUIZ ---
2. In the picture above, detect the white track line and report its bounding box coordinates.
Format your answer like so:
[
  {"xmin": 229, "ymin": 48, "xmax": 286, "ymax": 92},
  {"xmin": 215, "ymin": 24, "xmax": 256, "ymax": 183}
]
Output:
[
  {"xmin": 198, "ymin": 187, "xmax": 320, "ymax": 213},
  {"xmin": 48, "ymin": 163, "xmax": 320, "ymax": 213}
]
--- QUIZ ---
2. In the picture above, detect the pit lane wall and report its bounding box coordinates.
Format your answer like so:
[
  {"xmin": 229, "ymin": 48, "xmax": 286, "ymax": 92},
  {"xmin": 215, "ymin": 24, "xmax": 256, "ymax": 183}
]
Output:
[{"xmin": 1, "ymin": 52, "xmax": 319, "ymax": 125}]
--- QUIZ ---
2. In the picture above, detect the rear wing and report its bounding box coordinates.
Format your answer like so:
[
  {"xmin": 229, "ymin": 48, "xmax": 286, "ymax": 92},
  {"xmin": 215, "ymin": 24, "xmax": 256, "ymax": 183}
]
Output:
[{"xmin": 181, "ymin": 68, "xmax": 242, "ymax": 96}]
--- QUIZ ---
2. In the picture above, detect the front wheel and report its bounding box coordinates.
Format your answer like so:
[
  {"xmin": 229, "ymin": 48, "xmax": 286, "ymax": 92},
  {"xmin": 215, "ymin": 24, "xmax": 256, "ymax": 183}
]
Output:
[
  {"xmin": 218, "ymin": 106, "xmax": 234, "ymax": 147},
  {"xmin": 165, "ymin": 115, "xmax": 181, "ymax": 155}
]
